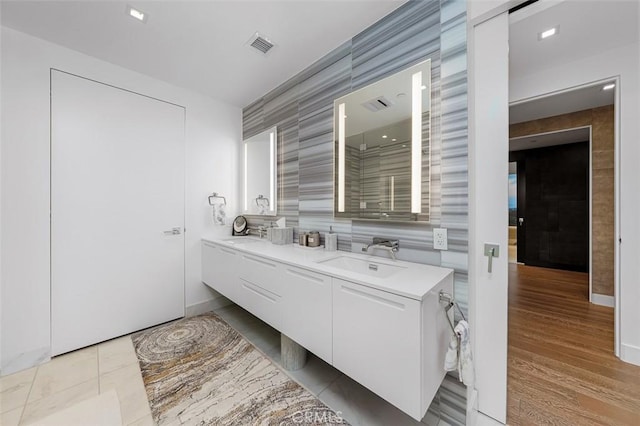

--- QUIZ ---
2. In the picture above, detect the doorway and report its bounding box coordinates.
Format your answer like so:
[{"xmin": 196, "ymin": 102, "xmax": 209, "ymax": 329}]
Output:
[
  {"xmin": 505, "ymin": 89, "xmax": 624, "ymax": 423},
  {"xmin": 508, "ymin": 162, "xmax": 517, "ymax": 264},
  {"xmin": 509, "ymin": 134, "xmax": 590, "ymax": 272}
]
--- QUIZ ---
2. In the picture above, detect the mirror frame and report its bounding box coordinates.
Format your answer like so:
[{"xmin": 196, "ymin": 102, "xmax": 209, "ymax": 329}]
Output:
[
  {"xmin": 333, "ymin": 59, "xmax": 431, "ymax": 222},
  {"xmin": 242, "ymin": 126, "xmax": 278, "ymax": 216}
]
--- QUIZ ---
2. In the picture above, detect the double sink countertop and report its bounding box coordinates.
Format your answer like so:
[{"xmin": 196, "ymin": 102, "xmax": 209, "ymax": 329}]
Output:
[{"xmin": 202, "ymin": 232, "xmax": 454, "ymax": 301}]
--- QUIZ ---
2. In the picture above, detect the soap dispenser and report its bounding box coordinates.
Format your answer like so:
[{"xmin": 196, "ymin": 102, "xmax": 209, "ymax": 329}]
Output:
[{"xmin": 325, "ymin": 226, "xmax": 338, "ymax": 251}]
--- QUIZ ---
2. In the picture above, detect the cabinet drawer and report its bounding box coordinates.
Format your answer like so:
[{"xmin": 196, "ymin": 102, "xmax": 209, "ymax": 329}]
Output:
[
  {"xmin": 237, "ymin": 253, "xmax": 283, "ymax": 295},
  {"xmin": 281, "ymin": 266, "xmax": 332, "ymax": 363},
  {"xmin": 238, "ymin": 278, "xmax": 282, "ymax": 330}
]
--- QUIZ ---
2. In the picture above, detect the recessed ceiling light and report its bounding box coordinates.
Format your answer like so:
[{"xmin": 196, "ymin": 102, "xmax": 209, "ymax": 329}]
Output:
[
  {"xmin": 127, "ymin": 5, "xmax": 147, "ymax": 22},
  {"xmin": 603, "ymin": 83, "xmax": 616, "ymax": 91},
  {"xmin": 392, "ymin": 138, "xmax": 397, "ymax": 142},
  {"xmin": 382, "ymin": 135, "xmax": 388, "ymax": 139},
  {"xmin": 539, "ymin": 26, "xmax": 558, "ymax": 40}
]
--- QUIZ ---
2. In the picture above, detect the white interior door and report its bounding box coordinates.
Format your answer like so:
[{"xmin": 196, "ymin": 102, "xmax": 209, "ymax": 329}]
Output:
[
  {"xmin": 51, "ymin": 70, "xmax": 185, "ymax": 356},
  {"xmin": 469, "ymin": 12, "xmax": 510, "ymax": 424}
]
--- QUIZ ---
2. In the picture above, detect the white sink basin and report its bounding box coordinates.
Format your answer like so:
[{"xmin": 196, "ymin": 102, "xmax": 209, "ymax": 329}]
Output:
[
  {"xmin": 317, "ymin": 255, "xmax": 406, "ymax": 278},
  {"xmin": 222, "ymin": 237, "xmax": 262, "ymax": 245}
]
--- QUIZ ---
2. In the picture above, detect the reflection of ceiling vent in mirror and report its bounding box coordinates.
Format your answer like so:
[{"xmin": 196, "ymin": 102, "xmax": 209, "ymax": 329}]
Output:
[
  {"xmin": 362, "ymin": 96, "xmax": 394, "ymax": 112},
  {"xmin": 247, "ymin": 32, "xmax": 275, "ymax": 54}
]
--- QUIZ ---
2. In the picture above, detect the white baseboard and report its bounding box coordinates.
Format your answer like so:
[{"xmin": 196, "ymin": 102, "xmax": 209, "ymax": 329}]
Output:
[
  {"xmin": 186, "ymin": 296, "xmax": 232, "ymax": 317},
  {"xmin": 472, "ymin": 412, "xmax": 504, "ymax": 426},
  {"xmin": 591, "ymin": 293, "xmax": 615, "ymax": 307},
  {"xmin": 621, "ymin": 343, "xmax": 640, "ymax": 366},
  {"xmin": 1, "ymin": 347, "xmax": 50, "ymax": 377}
]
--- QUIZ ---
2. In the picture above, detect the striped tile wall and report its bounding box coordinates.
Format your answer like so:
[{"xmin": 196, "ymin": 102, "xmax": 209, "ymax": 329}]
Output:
[{"xmin": 241, "ymin": 1, "xmax": 468, "ymax": 423}]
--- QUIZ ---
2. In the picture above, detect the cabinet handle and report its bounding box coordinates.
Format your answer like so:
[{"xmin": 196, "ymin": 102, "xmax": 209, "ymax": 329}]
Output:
[
  {"xmin": 220, "ymin": 248, "xmax": 237, "ymax": 256},
  {"xmin": 286, "ymin": 268, "xmax": 326, "ymax": 284},
  {"xmin": 243, "ymin": 255, "xmax": 277, "ymax": 269},
  {"xmin": 241, "ymin": 279, "xmax": 278, "ymax": 302},
  {"xmin": 340, "ymin": 285, "xmax": 405, "ymax": 310}
]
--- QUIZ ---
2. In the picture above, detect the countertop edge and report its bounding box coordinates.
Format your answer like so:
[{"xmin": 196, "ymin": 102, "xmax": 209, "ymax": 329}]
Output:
[{"xmin": 201, "ymin": 235, "xmax": 454, "ymax": 301}]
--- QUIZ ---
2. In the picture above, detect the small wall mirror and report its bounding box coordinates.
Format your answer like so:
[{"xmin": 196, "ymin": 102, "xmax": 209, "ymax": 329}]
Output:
[
  {"xmin": 243, "ymin": 126, "xmax": 277, "ymax": 216},
  {"xmin": 334, "ymin": 59, "xmax": 431, "ymax": 221}
]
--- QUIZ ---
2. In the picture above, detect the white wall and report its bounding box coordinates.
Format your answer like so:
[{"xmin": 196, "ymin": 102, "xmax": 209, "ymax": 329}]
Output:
[
  {"xmin": 510, "ymin": 40, "xmax": 640, "ymax": 365},
  {"xmin": 0, "ymin": 26, "xmax": 241, "ymax": 375}
]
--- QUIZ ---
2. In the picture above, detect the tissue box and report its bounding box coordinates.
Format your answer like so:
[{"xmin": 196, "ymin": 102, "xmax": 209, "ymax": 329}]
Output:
[{"xmin": 270, "ymin": 227, "xmax": 293, "ymax": 245}]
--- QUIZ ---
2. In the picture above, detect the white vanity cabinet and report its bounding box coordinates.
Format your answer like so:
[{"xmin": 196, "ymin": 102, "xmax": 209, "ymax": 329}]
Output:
[
  {"xmin": 201, "ymin": 241, "xmax": 241, "ymax": 303},
  {"xmin": 281, "ymin": 266, "xmax": 332, "ymax": 364},
  {"xmin": 201, "ymin": 237, "xmax": 453, "ymax": 421},
  {"xmin": 333, "ymin": 278, "xmax": 422, "ymax": 418}
]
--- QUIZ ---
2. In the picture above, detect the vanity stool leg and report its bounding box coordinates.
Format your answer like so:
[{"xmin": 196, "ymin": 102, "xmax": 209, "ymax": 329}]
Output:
[{"xmin": 281, "ymin": 334, "xmax": 307, "ymax": 371}]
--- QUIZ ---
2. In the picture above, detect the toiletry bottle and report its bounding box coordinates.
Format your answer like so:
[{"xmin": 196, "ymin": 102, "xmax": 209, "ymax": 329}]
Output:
[{"xmin": 326, "ymin": 226, "xmax": 338, "ymax": 251}]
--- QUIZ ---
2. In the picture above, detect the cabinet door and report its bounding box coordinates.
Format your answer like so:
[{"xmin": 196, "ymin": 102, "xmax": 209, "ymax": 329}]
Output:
[
  {"xmin": 201, "ymin": 241, "xmax": 240, "ymax": 303},
  {"xmin": 281, "ymin": 266, "xmax": 332, "ymax": 363},
  {"xmin": 333, "ymin": 278, "xmax": 422, "ymax": 419}
]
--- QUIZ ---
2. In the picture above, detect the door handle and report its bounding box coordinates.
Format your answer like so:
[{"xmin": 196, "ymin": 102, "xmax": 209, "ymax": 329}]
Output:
[
  {"xmin": 484, "ymin": 243, "xmax": 500, "ymax": 273},
  {"xmin": 163, "ymin": 227, "xmax": 182, "ymax": 236},
  {"xmin": 518, "ymin": 217, "xmax": 524, "ymax": 226}
]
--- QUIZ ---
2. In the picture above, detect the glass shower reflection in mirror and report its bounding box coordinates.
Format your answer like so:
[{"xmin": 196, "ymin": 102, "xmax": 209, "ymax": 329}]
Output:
[{"xmin": 334, "ymin": 59, "xmax": 431, "ymax": 221}]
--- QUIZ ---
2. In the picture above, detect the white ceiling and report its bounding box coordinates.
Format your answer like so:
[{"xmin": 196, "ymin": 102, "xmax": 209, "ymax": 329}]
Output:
[
  {"xmin": 508, "ymin": 0, "xmax": 637, "ymax": 127},
  {"xmin": 0, "ymin": 0, "xmax": 405, "ymax": 107},
  {"xmin": 509, "ymin": 83, "xmax": 615, "ymax": 124},
  {"xmin": 509, "ymin": 0, "xmax": 638, "ymax": 81}
]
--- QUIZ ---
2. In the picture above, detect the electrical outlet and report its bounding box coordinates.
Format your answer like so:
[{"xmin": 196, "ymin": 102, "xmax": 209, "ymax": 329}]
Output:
[{"xmin": 434, "ymin": 228, "xmax": 448, "ymax": 250}]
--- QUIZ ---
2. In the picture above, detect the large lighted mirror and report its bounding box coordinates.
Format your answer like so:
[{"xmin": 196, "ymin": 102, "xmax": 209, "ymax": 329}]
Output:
[
  {"xmin": 243, "ymin": 126, "xmax": 277, "ymax": 216},
  {"xmin": 334, "ymin": 59, "xmax": 431, "ymax": 221}
]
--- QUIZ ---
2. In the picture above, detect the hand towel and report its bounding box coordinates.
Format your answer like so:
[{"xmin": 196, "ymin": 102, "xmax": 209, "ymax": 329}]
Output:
[
  {"xmin": 212, "ymin": 204, "xmax": 226, "ymax": 225},
  {"xmin": 454, "ymin": 320, "xmax": 475, "ymax": 386},
  {"xmin": 444, "ymin": 333, "xmax": 459, "ymax": 372}
]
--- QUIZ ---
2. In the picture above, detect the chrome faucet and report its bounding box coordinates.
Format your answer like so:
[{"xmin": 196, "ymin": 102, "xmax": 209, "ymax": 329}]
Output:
[{"xmin": 362, "ymin": 237, "xmax": 399, "ymax": 260}]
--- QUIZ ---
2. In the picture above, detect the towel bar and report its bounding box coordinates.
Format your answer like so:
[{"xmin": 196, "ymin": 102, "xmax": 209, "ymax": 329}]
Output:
[
  {"xmin": 208, "ymin": 192, "xmax": 227, "ymax": 206},
  {"xmin": 439, "ymin": 290, "xmax": 466, "ymax": 334}
]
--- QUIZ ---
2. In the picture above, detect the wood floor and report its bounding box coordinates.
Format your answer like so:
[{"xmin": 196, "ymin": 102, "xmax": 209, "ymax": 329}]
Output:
[{"xmin": 507, "ymin": 264, "xmax": 640, "ymax": 425}]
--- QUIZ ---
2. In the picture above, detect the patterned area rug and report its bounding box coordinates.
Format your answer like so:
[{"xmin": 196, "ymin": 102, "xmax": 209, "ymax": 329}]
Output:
[{"xmin": 132, "ymin": 313, "xmax": 346, "ymax": 425}]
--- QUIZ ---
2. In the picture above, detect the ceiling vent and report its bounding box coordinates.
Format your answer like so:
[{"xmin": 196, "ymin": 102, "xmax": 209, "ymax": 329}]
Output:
[
  {"xmin": 362, "ymin": 96, "xmax": 394, "ymax": 112},
  {"xmin": 247, "ymin": 32, "xmax": 275, "ymax": 55}
]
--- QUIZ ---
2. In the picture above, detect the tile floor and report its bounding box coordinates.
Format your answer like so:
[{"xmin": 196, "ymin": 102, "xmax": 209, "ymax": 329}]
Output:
[
  {"xmin": 1, "ymin": 336, "xmax": 152, "ymax": 426},
  {"xmin": 1, "ymin": 304, "xmax": 452, "ymax": 426}
]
